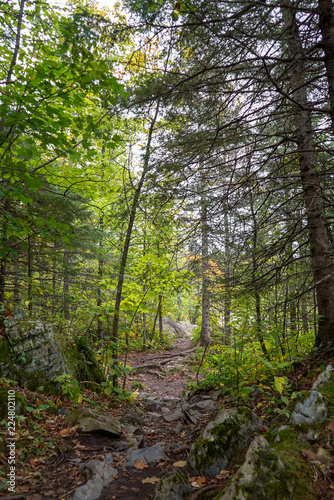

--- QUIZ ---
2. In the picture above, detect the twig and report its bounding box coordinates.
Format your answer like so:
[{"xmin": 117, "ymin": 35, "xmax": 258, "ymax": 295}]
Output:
[{"xmin": 196, "ymin": 342, "xmax": 210, "ymax": 385}]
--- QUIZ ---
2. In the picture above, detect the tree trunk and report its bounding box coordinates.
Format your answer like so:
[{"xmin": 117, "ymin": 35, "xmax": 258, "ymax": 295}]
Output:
[
  {"xmin": 199, "ymin": 181, "xmax": 211, "ymax": 346},
  {"xmin": 224, "ymin": 212, "xmax": 232, "ymax": 345},
  {"xmin": 318, "ymin": 0, "xmax": 334, "ymax": 130},
  {"xmin": 97, "ymin": 219, "xmax": 104, "ymax": 345},
  {"xmin": 111, "ymin": 100, "xmax": 160, "ymax": 382},
  {"xmin": 249, "ymin": 182, "xmax": 269, "ymax": 359},
  {"xmin": 63, "ymin": 247, "xmax": 70, "ymax": 321},
  {"xmin": 27, "ymin": 234, "xmax": 32, "ymax": 315},
  {"xmin": 158, "ymin": 292, "xmax": 163, "ymax": 342},
  {"xmin": 281, "ymin": 0, "xmax": 334, "ymax": 346},
  {"xmin": 301, "ymin": 297, "xmax": 309, "ymax": 334}
]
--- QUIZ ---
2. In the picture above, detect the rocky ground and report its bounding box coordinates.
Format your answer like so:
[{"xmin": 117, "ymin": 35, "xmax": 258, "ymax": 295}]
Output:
[{"xmin": 2, "ymin": 324, "xmax": 334, "ymax": 499}]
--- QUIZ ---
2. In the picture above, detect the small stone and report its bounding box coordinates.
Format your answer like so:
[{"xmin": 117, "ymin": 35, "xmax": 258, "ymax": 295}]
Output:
[
  {"xmin": 190, "ymin": 399, "xmax": 216, "ymax": 412},
  {"xmin": 174, "ymin": 423, "xmax": 183, "ymax": 434},
  {"xmin": 147, "ymin": 412, "xmax": 163, "ymax": 419},
  {"xmin": 112, "ymin": 440, "xmax": 128, "ymax": 451},
  {"xmin": 305, "ymin": 429, "xmax": 316, "ymax": 441},
  {"xmin": 184, "ymin": 409, "xmax": 201, "ymax": 425},
  {"xmin": 164, "ymin": 410, "xmax": 183, "ymax": 422},
  {"xmin": 125, "ymin": 444, "xmax": 167, "ymax": 467},
  {"xmin": 58, "ymin": 407, "xmax": 70, "ymax": 416},
  {"xmin": 121, "ymin": 411, "xmax": 146, "ymax": 426},
  {"xmin": 104, "ymin": 453, "xmax": 113, "ymax": 464}
]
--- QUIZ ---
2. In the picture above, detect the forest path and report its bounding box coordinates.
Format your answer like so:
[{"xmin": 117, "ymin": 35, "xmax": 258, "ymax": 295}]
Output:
[{"xmin": 120, "ymin": 329, "xmax": 197, "ymax": 398}]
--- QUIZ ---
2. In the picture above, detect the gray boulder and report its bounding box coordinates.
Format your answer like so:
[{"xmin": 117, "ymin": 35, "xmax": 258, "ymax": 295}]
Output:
[
  {"xmin": 152, "ymin": 469, "xmax": 192, "ymax": 500},
  {"xmin": 187, "ymin": 407, "xmax": 262, "ymax": 478},
  {"xmin": 289, "ymin": 390, "xmax": 329, "ymax": 425},
  {"xmin": 312, "ymin": 363, "xmax": 334, "ymax": 391},
  {"xmin": 67, "ymin": 408, "xmax": 121, "ymax": 438},
  {"xmin": 74, "ymin": 460, "xmax": 118, "ymax": 500},
  {"xmin": 217, "ymin": 436, "xmax": 293, "ymax": 499},
  {"xmin": 0, "ymin": 315, "xmax": 70, "ymax": 390}
]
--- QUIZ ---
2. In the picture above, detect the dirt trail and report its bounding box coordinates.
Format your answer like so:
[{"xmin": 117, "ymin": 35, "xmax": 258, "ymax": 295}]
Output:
[{"xmin": 121, "ymin": 333, "xmax": 197, "ymax": 398}]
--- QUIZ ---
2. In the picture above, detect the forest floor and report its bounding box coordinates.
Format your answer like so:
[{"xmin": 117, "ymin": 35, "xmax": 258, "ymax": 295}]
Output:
[{"xmin": 1, "ymin": 332, "xmax": 334, "ymax": 499}]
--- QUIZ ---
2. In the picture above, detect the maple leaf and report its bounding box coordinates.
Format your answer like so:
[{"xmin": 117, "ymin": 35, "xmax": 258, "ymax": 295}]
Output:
[{"xmin": 134, "ymin": 460, "xmax": 148, "ymax": 469}]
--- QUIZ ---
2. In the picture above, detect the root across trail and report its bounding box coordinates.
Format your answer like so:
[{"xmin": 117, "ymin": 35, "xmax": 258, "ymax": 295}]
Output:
[{"xmin": 121, "ymin": 326, "xmax": 197, "ymax": 398}]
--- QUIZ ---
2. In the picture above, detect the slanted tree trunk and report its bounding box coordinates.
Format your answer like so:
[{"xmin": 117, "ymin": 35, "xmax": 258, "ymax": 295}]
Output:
[
  {"xmin": 111, "ymin": 99, "xmax": 161, "ymax": 382},
  {"xmin": 281, "ymin": 0, "xmax": 334, "ymax": 347}
]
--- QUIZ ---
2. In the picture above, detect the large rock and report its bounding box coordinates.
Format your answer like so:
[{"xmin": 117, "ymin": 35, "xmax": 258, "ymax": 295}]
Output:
[
  {"xmin": 289, "ymin": 391, "xmax": 329, "ymax": 425},
  {"xmin": 73, "ymin": 459, "xmax": 118, "ymax": 500},
  {"xmin": 0, "ymin": 311, "xmax": 70, "ymax": 391},
  {"xmin": 67, "ymin": 408, "xmax": 121, "ymax": 438},
  {"xmin": 152, "ymin": 469, "xmax": 192, "ymax": 500},
  {"xmin": 186, "ymin": 407, "xmax": 262, "ymax": 478},
  {"xmin": 217, "ymin": 436, "xmax": 294, "ymax": 499},
  {"xmin": 312, "ymin": 363, "xmax": 334, "ymax": 391}
]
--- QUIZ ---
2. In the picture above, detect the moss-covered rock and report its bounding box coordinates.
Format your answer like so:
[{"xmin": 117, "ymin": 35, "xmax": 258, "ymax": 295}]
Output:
[
  {"xmin": 0, "ymin": 318, "xmax": 71, "ymax": 391},
  {"xmin": 215, "ymin": 436, "xmax": 294, "ymax": 500},
  {"xmin": 186, "ymin": 407, "xmax": 262, "ymax": 478},
  {"xmin": 152, "ymin": 469, "xmax": 192, "ymax": 500},
  {"xmin": 0, "ymin": 314, "xmax": 106, "ymax": 395},
  {"xmin": 66, "ymin": 408, "xmax": 121, "ymax": 438}
]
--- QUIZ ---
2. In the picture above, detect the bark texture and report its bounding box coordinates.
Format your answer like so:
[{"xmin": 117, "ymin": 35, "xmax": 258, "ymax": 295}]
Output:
[{"xmin": 281, "ymin": 0, "xmax": 334, "ymax": 346}]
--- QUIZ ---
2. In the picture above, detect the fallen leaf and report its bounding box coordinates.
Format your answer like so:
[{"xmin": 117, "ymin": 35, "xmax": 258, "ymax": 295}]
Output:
[
  {"xmin": 173, "ymin": 461, "xmax": 187, "ymax": 467},
  {"xmin": 302, "ymin": 449, "xmax": 318, "ymax": 461},
  {"xmin": 191, "ymin": 482, "xmax": 200, "ymax": 489},
  {"xmin": 189, "ymin": 476, "xmax": 208, "ymax": 487},
  {"xmin": 142, "ymin": 477, "xmax": 160, "ymax": 484},
  {"xmin": 133, "ymin": 460, "xmax": 148, "ymax": 470},
  {"xmin": 59, "ymin": 427, "xmax": 71, "ymax": 437},
  {"xmin": 216, "ymin": 470, "xmax": 230, "ymax": 480}
]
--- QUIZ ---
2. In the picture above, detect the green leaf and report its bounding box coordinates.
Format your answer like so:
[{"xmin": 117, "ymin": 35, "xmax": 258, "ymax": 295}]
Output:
[
  {"xmin": 274, "ymin": 376, "xmax": 285, "ymax": 395},
  {"xmin": 258, "ymin": 356, "xmax": 273, "ymax": 370}
]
